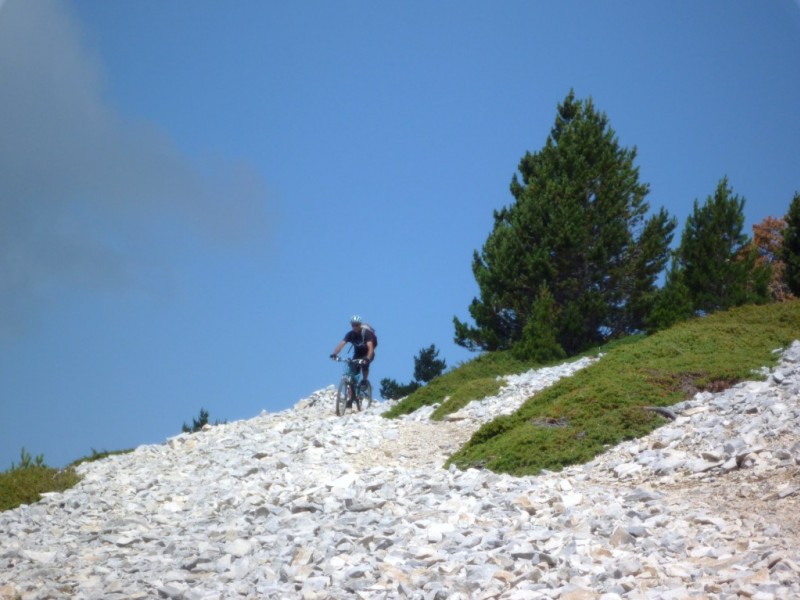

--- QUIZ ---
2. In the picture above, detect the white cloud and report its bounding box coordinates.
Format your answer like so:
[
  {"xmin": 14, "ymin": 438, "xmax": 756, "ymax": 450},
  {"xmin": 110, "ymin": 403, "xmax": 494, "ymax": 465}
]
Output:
[{"xmin": 0, "ymin": 1, "xmax": 272, "ymax": 332}]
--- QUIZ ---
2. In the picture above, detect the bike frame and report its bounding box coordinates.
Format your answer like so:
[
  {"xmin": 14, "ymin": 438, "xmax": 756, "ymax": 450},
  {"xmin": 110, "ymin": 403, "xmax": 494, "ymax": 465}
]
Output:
[
  {"xmin": 331, "ymin": 355, "xmax": 372, "ymax": 415},
  {"xmin": 341, "ymin": 360, "xmax": 362, "ymax": 397}
]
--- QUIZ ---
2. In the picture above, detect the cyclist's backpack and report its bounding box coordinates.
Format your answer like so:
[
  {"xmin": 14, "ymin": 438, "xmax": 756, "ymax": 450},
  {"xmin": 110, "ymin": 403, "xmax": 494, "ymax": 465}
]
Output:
[{"xmin": 362, "ymin": 323, "xmax": 378, "ymax": 348}]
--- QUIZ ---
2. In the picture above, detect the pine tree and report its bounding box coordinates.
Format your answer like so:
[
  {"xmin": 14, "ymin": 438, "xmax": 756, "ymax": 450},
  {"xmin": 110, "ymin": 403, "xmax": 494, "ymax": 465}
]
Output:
[
  {"xmin": 647, "ymin": 261, "xmax": 694, "ymax": 331},
  {"xmin": 783, "ymin": 193, "xmax": 800, "ymax": 296},
  {"xmin": 511, "ymin": 284, "xmax": 566, "ymax": 362},
  {"xmin": 182, "ymin": 408, "xmax": 210, "ymax": 433},
  {"xmin": 673, "ymin": 178, "xmax": 770, "ymax": 313},
  {"xmin": 454, "ymin": 91, "xmax": 675, "ymax": 357},
  {"xmin": 380, "ymin": 344, "xmax": 446, "ymax": 399},
  {"xmin": 613, "ymin": 207, "xmax": 678, "ymax": 333},
  {"xmin": 379, "ymin": 378, "xmax": 420, "ymax": 400},
  {"xmin": 413, "ymin": 344, "xmax": 447, "ymax": 384}
]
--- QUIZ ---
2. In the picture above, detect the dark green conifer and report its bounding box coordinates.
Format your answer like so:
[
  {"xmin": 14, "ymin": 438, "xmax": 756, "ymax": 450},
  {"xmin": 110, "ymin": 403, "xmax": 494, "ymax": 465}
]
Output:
[
  {"xmin": 380, "ymin": 344, "xmax": 446, "ymax": 399},
  {"xmin": 413, "ymin": 345, "xmax": 447, "ymax": 384},
  {"xmin": 454, "ymin": 91, "xmax": 675, "ymax": 358},
  {"xmin": 511, "ymin": 284, "xmax": 566, "ymax": 362},
  {"xmin": 647, "ymin": 262, "xmax": 694, "ymax": 331},
  {"xmin": 782, "ymin": 193, "xmax": 800, "ymax": 296},
  {"xmin": 674, "ymin": 178, "xmax": 770, "ymax": 313}
]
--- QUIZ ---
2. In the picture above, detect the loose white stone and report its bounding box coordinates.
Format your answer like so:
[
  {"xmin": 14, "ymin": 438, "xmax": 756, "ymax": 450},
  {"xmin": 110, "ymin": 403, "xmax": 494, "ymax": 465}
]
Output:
[{"xmin": 225, "ymin": 539, "xmax": 252, "ymax": 557}]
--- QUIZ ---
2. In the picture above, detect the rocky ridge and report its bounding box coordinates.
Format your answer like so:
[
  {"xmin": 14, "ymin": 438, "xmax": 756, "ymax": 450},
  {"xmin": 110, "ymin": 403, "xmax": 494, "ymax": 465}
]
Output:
[{"xmin": 1, "ymin": 347, "xmax": 799, "ymax": 599}]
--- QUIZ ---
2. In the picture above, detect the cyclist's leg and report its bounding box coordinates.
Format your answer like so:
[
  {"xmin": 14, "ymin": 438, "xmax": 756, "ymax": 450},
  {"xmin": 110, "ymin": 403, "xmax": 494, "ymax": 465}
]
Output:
[{"xmin": 361, "ymin": 358, "xmax": 372, "ymax": 385}]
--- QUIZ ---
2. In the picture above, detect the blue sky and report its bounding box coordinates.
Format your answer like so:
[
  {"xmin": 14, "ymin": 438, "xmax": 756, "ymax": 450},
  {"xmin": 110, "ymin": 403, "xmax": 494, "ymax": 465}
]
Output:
[{"xmin": 1, "ymin": 1, "xmax": 799, "ymax": 469}]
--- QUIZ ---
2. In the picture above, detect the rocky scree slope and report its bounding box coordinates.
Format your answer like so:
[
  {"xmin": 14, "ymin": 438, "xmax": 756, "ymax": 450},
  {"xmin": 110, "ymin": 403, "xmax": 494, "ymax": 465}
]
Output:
[{"xmin": 1, "ymin": 349, "xmax": 799, "ymax": 599}]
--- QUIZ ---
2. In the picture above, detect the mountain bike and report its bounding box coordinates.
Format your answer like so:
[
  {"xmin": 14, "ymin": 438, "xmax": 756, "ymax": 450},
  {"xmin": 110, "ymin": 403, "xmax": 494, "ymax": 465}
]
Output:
[{"xmin": 331, "ymin": 356, "xmax": 373, "ymax": 416}]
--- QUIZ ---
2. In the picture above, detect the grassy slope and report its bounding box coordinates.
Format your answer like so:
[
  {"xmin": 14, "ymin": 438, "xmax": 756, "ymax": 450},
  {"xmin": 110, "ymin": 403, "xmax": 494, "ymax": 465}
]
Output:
[
  {"xmin": 382, "ymin": 346, "xmax": 599, "ymax": 420},
  {"xmin": 392, "ymin": 301, "xmax": 800, "ymax": 476}
]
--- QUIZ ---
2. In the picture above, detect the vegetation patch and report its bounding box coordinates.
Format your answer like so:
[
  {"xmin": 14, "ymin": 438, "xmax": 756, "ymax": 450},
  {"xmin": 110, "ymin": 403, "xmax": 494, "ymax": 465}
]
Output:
[
  {"xmin": 0, "ymin": 449, "xmax": 81, "ymax": 512},
  {"xmin": 383, "ymin": 350, "xmax": 561, "ymax": 419},
  {"xmin": 68, "ymin": 447, "xmax": 135, "ymax": 468},
  {"xmin": 446, "ymin": 301, "xmax": 800, "ymax": 476}
]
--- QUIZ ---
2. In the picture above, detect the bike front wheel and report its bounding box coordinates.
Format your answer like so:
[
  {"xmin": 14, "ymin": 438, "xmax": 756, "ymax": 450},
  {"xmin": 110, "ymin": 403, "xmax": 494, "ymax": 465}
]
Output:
[{"xmin": 335, "ymin": 380, "xmax": 352, "ymax": 416}]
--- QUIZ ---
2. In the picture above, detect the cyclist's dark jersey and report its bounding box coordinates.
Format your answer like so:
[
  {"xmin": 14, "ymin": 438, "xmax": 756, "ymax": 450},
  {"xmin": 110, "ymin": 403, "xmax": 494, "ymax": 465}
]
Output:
[{"xmin": 343, "ymin": 328, "xmax": 376, "ymax": 359}]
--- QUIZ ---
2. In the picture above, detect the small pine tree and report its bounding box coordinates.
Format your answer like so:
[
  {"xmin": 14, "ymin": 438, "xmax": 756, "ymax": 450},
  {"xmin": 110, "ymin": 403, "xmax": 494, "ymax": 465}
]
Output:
[
  {"xmin": 647, "ymin": 261, "xmax": 694, "ymax": 331},
  {"xmin": 11, "ymin": 448, "xmax": 45, "ymax": 470},
  {"xmin": 783, "ymin": 193, "xmax": 800, "ymax": 296},
  {"xmin": 413, "ymin": 345, "xmax": 447, "ymax": 384},
  {"xmin": 616, "ymin": 207, "xmax": 677, "ymax": 334},
  {"xmin": 512, "ymin": 284, "xmax": 566, "ymax": 362},
  {"xmin": 379, "ymin": 378, "xmax": 421, "ymax": 400},
  {"xmin": 182, "ymin": 408, "xmax": 211, "ymax": 433},
  {"xmin": 674, "ymin": 178, "xmax": 770, "ymax": 314},
  {"xmin": 380, "ymin": 344, "xmax": 447, "ymax": 399}
]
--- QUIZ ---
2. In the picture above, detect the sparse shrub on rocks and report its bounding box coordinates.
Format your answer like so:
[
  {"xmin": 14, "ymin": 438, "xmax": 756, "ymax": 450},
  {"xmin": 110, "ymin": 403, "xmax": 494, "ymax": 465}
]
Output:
[
  {"xmin": 182, "ymin": 408, "xmax": 226, "ymax": 433},
  {"xmin": 68, "ymin": 448, "xmax": 134, "ymax": 468},
  {"xmin": 0, "ymin": 448, "xmax": 80, "ymax": 512},
  {"xmin": 182, "ymin": 407, "xmax": 211, "ymax": 433}
]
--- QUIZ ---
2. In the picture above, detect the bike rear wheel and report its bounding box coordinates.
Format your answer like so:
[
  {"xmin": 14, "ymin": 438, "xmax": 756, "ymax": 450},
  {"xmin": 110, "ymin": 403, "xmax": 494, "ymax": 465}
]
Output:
[{"xmin": 359, "ymin": 380, "xmax": 373, "ymax": 409}]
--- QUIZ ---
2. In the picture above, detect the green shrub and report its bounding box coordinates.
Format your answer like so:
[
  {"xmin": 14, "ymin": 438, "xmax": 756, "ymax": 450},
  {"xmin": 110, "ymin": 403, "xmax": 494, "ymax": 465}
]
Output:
[
  {"xmin": 68, "ymin": 447, "xmax": 134, "ymax": 468},
  {"xmin": 0, "ymin": 449, "xmax": 80, "ymax": 512}
]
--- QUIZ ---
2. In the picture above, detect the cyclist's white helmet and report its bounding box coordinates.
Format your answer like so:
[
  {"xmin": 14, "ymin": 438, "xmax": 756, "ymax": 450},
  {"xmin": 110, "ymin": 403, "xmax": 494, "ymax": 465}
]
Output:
[{"xmin": 350, "ymin": 315, "xmax": 362, "ymax": 325}]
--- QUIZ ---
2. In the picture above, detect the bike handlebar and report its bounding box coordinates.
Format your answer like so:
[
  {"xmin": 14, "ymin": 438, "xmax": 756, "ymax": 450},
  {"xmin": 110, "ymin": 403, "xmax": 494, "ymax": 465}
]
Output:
[{"xmin": 330, "ymin": 355, "xmax": 368, "ymax": 366}]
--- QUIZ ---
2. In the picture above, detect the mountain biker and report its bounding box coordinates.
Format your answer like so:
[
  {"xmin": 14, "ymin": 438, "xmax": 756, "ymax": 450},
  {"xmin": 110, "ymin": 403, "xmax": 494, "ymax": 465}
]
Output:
[{"xmin": 330, "ymin": 315, "xmax": 375, "ymax": 389}]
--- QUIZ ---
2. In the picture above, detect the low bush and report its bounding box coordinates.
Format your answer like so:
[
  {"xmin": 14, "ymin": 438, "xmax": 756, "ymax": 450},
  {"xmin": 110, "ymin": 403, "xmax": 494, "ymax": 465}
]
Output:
[{"xmin": 0, "ymin": 449, "xmax": 81, "ymax": 512}]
